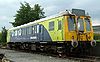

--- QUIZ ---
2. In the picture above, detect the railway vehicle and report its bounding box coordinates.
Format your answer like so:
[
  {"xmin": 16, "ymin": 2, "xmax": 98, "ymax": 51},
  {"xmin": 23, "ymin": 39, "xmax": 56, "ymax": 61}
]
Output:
[{"xmin": 7, "ymin": 9, "xmax": 96, "ymax": 55}]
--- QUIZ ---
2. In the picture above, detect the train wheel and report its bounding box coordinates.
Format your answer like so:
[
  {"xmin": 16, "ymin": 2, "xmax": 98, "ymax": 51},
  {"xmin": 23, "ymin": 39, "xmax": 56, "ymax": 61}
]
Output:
[
  {"xmin": 57, "ymin": 46, "xmax": 66, "ymax": 58},
  {"xmin": 31, "ymin": 44, "xmax": 36, "ymax": 51}
]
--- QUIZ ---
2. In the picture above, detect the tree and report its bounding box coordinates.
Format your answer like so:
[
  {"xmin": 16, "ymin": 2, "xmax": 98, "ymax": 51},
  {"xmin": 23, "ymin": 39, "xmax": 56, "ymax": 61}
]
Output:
[
  {"xmin": 33, "ymin": 4, "xmax": 45, "ymax": 20},
  {"xmin": 1, "ymin": 27, "xmax": 7, "ymax": 43},
  {"xmin": 0, "ymin": 32, "xmax": 2, "ymax": 43},
  {"xmin": 11, "ymin": 2, "xmax": 45, "ymax": 27}
]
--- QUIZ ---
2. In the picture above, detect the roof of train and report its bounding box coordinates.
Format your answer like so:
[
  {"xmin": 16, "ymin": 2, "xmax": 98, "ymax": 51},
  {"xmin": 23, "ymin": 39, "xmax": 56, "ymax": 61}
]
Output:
[
  {"xmin": 8, "ymin": 9, "xmax": 87, "ymax": 31},
  {"xmin": 8, "ymin": 10, "xmax": 73, "ymax": 31},
  {"xmin": 9, "ymin": 14, "xmax": 63, "ymax": 31}
]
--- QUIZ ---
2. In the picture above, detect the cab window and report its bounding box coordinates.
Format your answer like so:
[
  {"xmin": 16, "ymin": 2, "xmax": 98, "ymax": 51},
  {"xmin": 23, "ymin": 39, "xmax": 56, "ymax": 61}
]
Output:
[
  {"xmin": 85, "ymin": 19, "xmax": 91, "ymax": 31},
  {"xmin": 68, "ymin": 17, "xmax": 75, "ymax": 31},
  {"xmin": 78, "ymin": 18, "xmax": 84, "ymax": 31}
]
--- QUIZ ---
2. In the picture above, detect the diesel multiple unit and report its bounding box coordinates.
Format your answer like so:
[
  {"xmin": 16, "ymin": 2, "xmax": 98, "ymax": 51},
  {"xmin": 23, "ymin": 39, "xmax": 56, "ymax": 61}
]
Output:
[{"xmin": 7, "ymin": 9, "xmax": 96, "ymax": 54}]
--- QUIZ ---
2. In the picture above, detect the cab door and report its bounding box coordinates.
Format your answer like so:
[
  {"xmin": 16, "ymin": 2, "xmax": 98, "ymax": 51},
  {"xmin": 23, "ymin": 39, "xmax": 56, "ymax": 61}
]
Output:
[
  {"xmin": 64, "ymin": 16, "xmax": 77, "ymax": 41},
  {"xmin": 49, "ymin": 17, "xmax": 64, "ymax": 41},
  {"xmin": 55, "ymin": 19, "xmax": 63, "ymax": 41}
]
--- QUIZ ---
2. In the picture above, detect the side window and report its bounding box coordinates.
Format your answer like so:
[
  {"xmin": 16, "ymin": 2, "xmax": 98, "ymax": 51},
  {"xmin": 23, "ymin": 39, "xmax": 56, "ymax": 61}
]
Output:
[
  {"xmin": 27, "ymin": 27, "xmax": 29, "ymax": 35},
  {"xmin": 18, "ymin": 29, "xmax": 21, "ymax": 36},
  {"xmin": 39, "ymin": 25, "xmax": 43, "ymax": 33},
  {"xmin": 49, "ymin": 21, "xmax": 54, "ymax": 31},
  {"xmin": 29, "ymin": 26, "xmax": 32, "ymax": 34},
  {"xmin": 32, "ymin": 26, "xmax": 35, "ymax": 34},
  {"xmin": 25, "ymin": 28, "xmax": 27, "ymax": 35},
  {"xmin": 58, "ymin": 21, "xmax": 62, "ymax": 30},
  {"xmin": 32, "ymin": 25, "xmax": 37, "ymax": 34},
  {"xmin": 11, "ymin": 31, "xmax": 15, "ymax": 37},
  {"xmin": 37, "ymin": 25, "xmax": 39, "ymax": 33},
  {"xmin": 22, "ymin": 28, "xmax": 26, "ymax": 35},
  {"xmin": 27, "ymin": 26, "xmax": 32, "ymax": 35},
  {"xmin": 22, "ymin": 28, "xmax": 24, "ymax": 35},
  {"xmin": 34, "ymin": 25, "xmax": 37, "ymax": 34},
  {"xmin": 15, "ymin": 30, "xmax": 18, "ymax": 36}
]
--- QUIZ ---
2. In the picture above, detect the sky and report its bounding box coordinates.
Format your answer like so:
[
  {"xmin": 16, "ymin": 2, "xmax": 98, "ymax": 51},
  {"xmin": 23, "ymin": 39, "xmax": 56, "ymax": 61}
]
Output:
[{"xmin": 0, "ymin": 0, "xmax": 100, "ymax": 30}]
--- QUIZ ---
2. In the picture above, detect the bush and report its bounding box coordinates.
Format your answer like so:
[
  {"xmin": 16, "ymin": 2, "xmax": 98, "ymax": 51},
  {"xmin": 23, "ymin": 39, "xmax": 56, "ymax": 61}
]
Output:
[{"xmin": 94, "ymin": 33, "xmax": 100, "ymax": 40}]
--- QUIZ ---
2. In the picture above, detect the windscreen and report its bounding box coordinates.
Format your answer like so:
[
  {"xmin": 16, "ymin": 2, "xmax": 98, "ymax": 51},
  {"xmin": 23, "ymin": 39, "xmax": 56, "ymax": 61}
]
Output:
[
  {"xmin": 68, "ymin": 17, "xmax": 75, "ymax": 31},
  {"xmin": 85, "ymin": 19, "xmax": 91, "ymax": 31},
  {"xmin": 78, "ymin": 18, "xmax": 84, "ymax": 31}
]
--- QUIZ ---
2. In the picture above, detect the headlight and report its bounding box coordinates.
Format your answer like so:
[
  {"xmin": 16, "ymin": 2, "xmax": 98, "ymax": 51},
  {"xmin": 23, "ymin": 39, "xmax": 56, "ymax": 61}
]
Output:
[
  {"xmin": 71, "ymin": 40, "xmax": 78, "ymax": 48},
  {"xmin": 90, "ymin": 40, "xmax": 96, "ymax": 47}
]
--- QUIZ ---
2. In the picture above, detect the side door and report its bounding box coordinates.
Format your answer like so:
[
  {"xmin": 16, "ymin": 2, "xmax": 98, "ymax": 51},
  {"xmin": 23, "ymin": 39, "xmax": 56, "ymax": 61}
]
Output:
[
  {"xmin": 39, "ymin": 25, "xmax": 44, "ymax": 41},
  {"xmin": 55, "ymin": 19, "xmax": 63, "ymax": 41}
]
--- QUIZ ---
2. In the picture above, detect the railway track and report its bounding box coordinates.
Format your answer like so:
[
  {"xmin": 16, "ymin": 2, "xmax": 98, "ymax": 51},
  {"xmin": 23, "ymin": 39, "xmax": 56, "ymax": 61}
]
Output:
[
  {"xmin": 38, "ymin": 52, "xmax": 97, "ymax": 62},
  {"xmin": 1, "ymin": 47, "xmax": 100, "ymax": 62},
  {"xmin": 13, "ymin": 49, "xmax": 98, "ymax": 62}
]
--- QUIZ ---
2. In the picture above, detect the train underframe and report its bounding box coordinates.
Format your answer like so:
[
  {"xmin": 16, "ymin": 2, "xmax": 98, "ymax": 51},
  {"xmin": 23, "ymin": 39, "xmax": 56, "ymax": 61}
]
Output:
[{"xmin": 7, "ymin": 41, "xmax": 93, "ymax": 57}]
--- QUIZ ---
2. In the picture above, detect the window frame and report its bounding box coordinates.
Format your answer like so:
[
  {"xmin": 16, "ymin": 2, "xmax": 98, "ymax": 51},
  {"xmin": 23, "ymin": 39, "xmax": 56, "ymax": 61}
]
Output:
[
  {"xmin": 11, "ymin": 30, "xmax": 15, "ymax": 37},
  {"xmin": 18, "ymin": 29, "xmax": 22, "ymax": 36},
  {"xmin": 58, "ymin": 21, "xmax": 62, "ymax": 30},
  {"xmin": 37, "ymin": 25, "xmax": 39, "ymax": 33},
  {"xmin": 68, "ymin": 17, "xmax": 75, "ymax": 31},
  {"xmin": 49, "ymin": 21, "xmax": 54, "ymax": 31},
  {"xmin": 85, "ymin": 18, "xmax": 91, "ymax": 31},
  {"xmin": 77, "ymin": 18, "xmax": 84, "ymax": 31},
  {"xmin": 14, "ymin": 30, "xmax": 18, "ymax": 36},
  {"xmin": 29, "ymin": 26, "xmax": 33, "ymax": 34},
  {"xmin": 22, "ymin": 28, "xmax": 27, "ymax": 35}
]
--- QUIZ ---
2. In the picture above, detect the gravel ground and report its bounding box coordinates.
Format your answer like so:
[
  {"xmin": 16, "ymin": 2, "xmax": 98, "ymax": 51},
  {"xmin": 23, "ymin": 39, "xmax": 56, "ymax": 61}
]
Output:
[{"xmin": 0, "ymin": 48, "xmax": 80, "ymax": 62}]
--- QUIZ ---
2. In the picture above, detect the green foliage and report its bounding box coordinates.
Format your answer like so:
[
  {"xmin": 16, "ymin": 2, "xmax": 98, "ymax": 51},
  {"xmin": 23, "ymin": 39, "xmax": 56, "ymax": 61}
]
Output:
[
  {"xmin": 33, "ymin": 4, "xmax": 45, "ymax": 20},
  {"xmin": 11, "ymin": 2, "xmax": 45, "ymax": 27},
  {"xmin": 94, "ymin": 33, "xmax": 100, "ymax": 40},
  {"xmin": 0, "ymin": 32, "xmax": 2, "ymax": 42},
  {"xmin": 0, "ymin": 27, "xmax": 7, "ymax": 44}
]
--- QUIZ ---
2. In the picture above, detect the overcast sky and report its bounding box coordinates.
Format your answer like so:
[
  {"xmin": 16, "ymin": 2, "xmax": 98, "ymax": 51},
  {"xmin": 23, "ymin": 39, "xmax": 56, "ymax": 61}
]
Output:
[{"xmin": 0, "ymin": 0, "xmax": 100, "ymax": 30}]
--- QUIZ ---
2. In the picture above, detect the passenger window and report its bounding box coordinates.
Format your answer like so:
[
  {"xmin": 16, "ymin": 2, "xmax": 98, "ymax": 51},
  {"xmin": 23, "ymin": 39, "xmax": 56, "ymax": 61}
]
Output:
[
  {"xmin": 58, "ymin": 21, "xmax": 62, "ymax": 30},
  {"xmin": 25, "ymin": 28, "xmax": 27, "ymax": 35},
  {"xmin": 15, "ymin": 30, "xmax": 18, "ymax": 36},
  {"xmin": 32, "ymin": 26, "xmax": 37, "ymax": 34},
  {"xmin": 11, "ymin": 31, "xmax": 15, "ymax": 37},
  {"xmin": 18, "ymin": 29, "xmax": 21, "ymax": 36},
  {"xmin": 27, "ymin": 27, "xmax": 29, "ymax": 35},
  {"xmin": 37, "ymin": 25, "xmax": 39, "ymax": 33},
  {"xmin": 39, "ymin": 25, "xmax": 43, "ymax": 33},
  {"xmin": 32, "ymin": 26, "xmax": 35, "ymax": 34},
  {"xmin": 34, "ymin": 26, "xmax": 37, "ymax": 34},
  {"xmin": 29, "ymin": 26, "xmax": 32, "ymax": 34},
  {"xmin": 22, "ymin": 28, "xmax": 24, "ymax": 35},
  {"xmin": 49, "ymin": 21, "xmax": 54, "ymax": 31},
  {"xmin": 22, "ymin": 28, "xmax": 26, "ymax": 35}
]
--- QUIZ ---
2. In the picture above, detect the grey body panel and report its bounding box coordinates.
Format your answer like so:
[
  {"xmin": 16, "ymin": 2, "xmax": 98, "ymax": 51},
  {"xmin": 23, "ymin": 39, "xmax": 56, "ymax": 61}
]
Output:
[{"xmin": 10, "ymin": 24, "xmax": 52, "ymax": 43}]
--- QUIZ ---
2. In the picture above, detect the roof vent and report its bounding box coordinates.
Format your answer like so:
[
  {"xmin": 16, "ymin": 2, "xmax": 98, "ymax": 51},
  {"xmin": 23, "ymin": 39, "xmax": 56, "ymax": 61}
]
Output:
[
  {"xmin": 72, "ymin": 9, "xmax": 85, "ymax": 16},
  {"xmin": 59, "ymin": 10, "xmax": 72, "ymax": 16}
]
